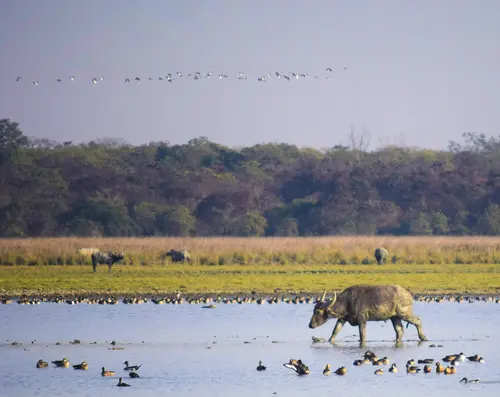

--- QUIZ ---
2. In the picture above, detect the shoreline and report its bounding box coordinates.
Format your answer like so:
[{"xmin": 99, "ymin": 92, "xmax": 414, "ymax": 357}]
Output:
[{"xmin": 2, "ymin": 291, "xmax": 500, "ymax": 302}]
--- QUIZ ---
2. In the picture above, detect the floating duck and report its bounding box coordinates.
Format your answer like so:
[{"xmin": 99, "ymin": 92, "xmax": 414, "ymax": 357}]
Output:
[
  {"xmin": 283, "ymin": 359, "xmax": 309, "ymax": 375},
  {"xmin": 323, "ymin": 364, "xmax": 331, "ymax": 375},
  {"xmin": 436, "ymin": 362, "xmax": 445, "ymax": 373},
  {"xmin": 73, "ymin": 362, "xmax": 88, "ymax": 370},
  {"xmin": 123, "ymin": 361, "xmax": 142, "ymax": 371},
  {"xmin": 52, "ymin": 358, "xmax": 69, "ymax": 368},
  {"xmin": 389, "ymin": 364, "xmax": 398, "ymax": 373},
  {"xmin": 406, "ymin": 365, "xmax": 421, "ymax": 374},
  {"xmin": 423, "ymin": 365, "xmax": 432, "ymax": 373},
  {"xmin": 101, "ymin": 367, "xmax": 115, "ymax": 377},
  {"xmin": 444, "ymin": 366, "xmax": 457, "ymax": 375},
  {"xmin": 257, "ymin": 360, "xmax": 266, "ymax": 371},
  {"xmin": 374, "ymin": 368, "xmax": 384, "ymax": 375},
  {"xmin": 117, "ymin": 378, "xmax": 131, "ymax": 387},
  {"xmin": 36, "ymin": 359, "xmax": 48, "ymax": 368},
  {"xmin": 335, "ymin": 366, "xmax": 347, "ymax": 376},
  {"xmin": 460, "ymin": 377, "xmax": 480, "ymax": 384},
  {"xmin": 129, "ymin": 371, "xmax": 140, "ymax": 378}
]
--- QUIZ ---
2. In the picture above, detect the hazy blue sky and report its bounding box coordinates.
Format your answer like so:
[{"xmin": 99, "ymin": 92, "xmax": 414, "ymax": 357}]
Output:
[{"xmin": 1, "ymin": 0, "xmax": 499, "ymax": 150}]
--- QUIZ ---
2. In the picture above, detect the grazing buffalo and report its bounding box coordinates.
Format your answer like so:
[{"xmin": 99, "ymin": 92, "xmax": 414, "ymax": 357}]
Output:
[
  {"xmin": 165, "ymin": 249, "xmax": 191, "ymax": 263},
  {"xmin": 374, "ymin": 247, "xmax": 388, "ymax": 265},
  {"xmin": 91, "ymin": 252, "xmax": 125, "ymax": 273},
  {"xmin": 308, "ymin": 285, "xmax": 427, "ymax": 343},
  {"xmin": 77, "ymin": 248, "xmax": 100, "ymax": 255}
]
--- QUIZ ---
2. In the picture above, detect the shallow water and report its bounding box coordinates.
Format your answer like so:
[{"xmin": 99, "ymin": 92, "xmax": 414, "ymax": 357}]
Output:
[{"xmin": 1, "ymin": 301, "xmax": 499, "ymax": 397}]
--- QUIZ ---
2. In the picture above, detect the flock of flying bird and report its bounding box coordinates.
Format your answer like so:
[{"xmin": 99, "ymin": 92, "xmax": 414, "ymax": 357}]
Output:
[{"xmin": 13, "ymin": 67, "xmax": 348, "ymax": 86}]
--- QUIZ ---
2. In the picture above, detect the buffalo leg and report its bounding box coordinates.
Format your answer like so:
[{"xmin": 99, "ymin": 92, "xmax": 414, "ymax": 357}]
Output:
[
  {"xmin": 400, "ymin": 314, "xmax": 427, "ymax": 341},
  {"xmin": 357, "ymin": 316, "xmax": 367, "ymax": 342},
  {"xmin": 328, "ymin": 318, "xmax": 346, "ymax": 342},
  {"xmin": 108, "ymin": 264, "xmax": 112, "ymax": 273},
  {"xmin": 391, "ymin": 317, "xmax": 404, "ymax": 342}
]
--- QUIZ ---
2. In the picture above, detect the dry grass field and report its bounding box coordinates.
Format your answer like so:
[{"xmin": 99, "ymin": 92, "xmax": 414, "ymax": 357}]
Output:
[{"xmin": 0, "ymin": 236, "xmax": 500, "ymax": 296}]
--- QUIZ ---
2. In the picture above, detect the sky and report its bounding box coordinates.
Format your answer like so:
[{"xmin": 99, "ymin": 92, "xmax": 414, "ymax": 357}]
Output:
[{"xmin": 1, "ymin": 0, "xmax": 499, "ymax": 150}]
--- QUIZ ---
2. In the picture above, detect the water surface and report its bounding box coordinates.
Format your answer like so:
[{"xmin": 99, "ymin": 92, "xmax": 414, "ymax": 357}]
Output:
[{"xmin": 1, "ymin": 301, "xmax": 499, "ymax": 397}]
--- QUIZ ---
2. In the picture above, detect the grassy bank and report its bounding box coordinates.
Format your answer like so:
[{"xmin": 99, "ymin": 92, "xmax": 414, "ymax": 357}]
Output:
[
  {"xmin": 1, "ymin": 237, "xmax": 500, "ymax": 297},
  {"xmin": 0, "ymin": 264, "xmax": 499, "ymax": 297}
]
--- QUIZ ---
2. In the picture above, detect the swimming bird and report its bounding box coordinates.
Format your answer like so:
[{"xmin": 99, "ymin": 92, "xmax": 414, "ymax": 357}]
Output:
[
  {"xmin": 283, "ymin": 359, "xmax": 309, "ymax": 375},
  {"xmin": 36, "ymin": 359, "xmax": 48, "ymax": 368},
  {"xmin": 101, "ymin": 367, "xmax": 115, "ymax": 376},
  {"xmin": 312, "ymin": 336, "xmax": 326, "ymax": 343},
  {"xmin": 70, "ymin": 76, "xmax": 75, "ymax": 81},
  {"xmin": 406, "ymin": 365, "xmax": 421, "ymax": 374},
  {"xmin": 323, "ymin": 364, "xmax": 331, "ymax": 375},
  {"xmin": 257, "ymin": 360, "xmax": 266, "ymax": 371},
  {"xmin": 129, "ymin": 371, "xmax": 140, "ymax": 378},
  {"xmin": 335, "ymin": 366, "xmax": 347, "ymax": 376},
  {"xmin": 389, "ymin": 364, "xmax": 398, "ymax": 373},
  {"xmin": 73, "ymin": 361, "xmax": 88, "ymax": 370},
  {"xmin": 353, "ymin": 359, "xmax": 364, "ymax": 366},
  {"xmin": 436, "ymin": 362, "xmax": 445, "ymax": 373},
  {"xmin": 406, "ymin": 359, "xmax": 416, "ymax": 366},
  {"xmin": 379, "ymin": 357, "xmax": 390, "ymax": 365},
  {"xmin": 33, "ymin": 81, "xmax": 39, "ymax": 86},
  {"xmin": 57, "ymin": 79, "xmax": 62, "ymax": 83},
  {"xmin": 16, "ymin": 77, "xmax": 22, "ymax": 82},
  {"xmin": 455, "ymin": 353, "xmax": 466, "ymax": 362},
  {"xmin": 117, "ymin": 378, "xmax": 131, "ymax": 387},
  {"xmin": 460, "ymin": 377, "xmax": 480, "ymax": 384},
  {"xmin": 418, "ymin": 358, "xmax": 434, "ymax": 364},
  {"xmin": 444, "ymin": 366, "xmax": 457, "ymax": 375},
  {"xmin": 52, "ymin": 358, "xmax": 69, "ymax": 368},
  {"xmin": 423, "ymin": 365, "xmax": 432, "ymax": 373},
  {"xmin": 123, "ymin": 361, "xmax": 142, "ymax": 371},
  {"xmin": 374, "ymin": 368, "xmax": 384, "ymax": 375}
]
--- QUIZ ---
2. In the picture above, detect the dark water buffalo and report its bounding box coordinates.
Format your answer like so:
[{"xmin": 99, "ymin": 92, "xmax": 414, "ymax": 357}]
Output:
[
  {"xmin": 165, "ymin": 249, "xmax": 191, "ymax": 263},
  {"xmin": 374, "ymin": 247, "xmax": 388, "ymax": 265},
  {"xmin": 308, "ymin": 284, "xmax": 427, "ymax": 343},
  {"xmin": 91, "ymin": 252, "xmax": 125, "ymax": 273}
]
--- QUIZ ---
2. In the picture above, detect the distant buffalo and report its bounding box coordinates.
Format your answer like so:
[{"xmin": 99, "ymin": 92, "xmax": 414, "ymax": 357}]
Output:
[
  {"xmin": 91, "ymin": 252, "xmax": 125, "ymax": 273},
  {"xmin": 165, "ymin": 249, "xmax": 191, "ymax": 263},
  {"xmin": 77, "ymin": 248, "xmax": 100, "ymax": 256},
  {"xmin": 374, "ymin": 247, "xmax": 388, "ymax": 265}
]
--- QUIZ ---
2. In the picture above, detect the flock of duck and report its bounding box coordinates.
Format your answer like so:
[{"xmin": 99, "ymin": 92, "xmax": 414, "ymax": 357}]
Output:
[
  {"xmin": 258, "ymin": 349, "xmax": 484, "ymax": 383},
  {"xmin": 12, "ymin": 68, "xmax": 347, "ymax": 86},
  {"xmin": 32, "ymin": 349, "xmax": 485, "ymax": 388},
  {"xmin": 35, "ymin": 358, "xmax": 142, "ymax": 387},
  {"xmin": 2, "ymin": 293, "xmax": 500, "ymax": 306}
]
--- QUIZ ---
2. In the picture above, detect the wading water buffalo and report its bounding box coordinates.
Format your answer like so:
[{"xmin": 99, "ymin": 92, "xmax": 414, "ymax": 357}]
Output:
[
  {"xmin": 308, "ymin": 284, "xmax": 427, "ymax": 343},
  {"xmin": 91, "ymin": 252, "xmax": 125, "ymax": 273},
  {"xmin": 165, "ymin": 249, "xmax": 191, "ymax": 263}
]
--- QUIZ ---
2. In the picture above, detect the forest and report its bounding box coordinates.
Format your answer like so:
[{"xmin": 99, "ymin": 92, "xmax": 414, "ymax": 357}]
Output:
[{"xmin": 1, "ymin": 117, "xmax": 500, "ymax": 238}]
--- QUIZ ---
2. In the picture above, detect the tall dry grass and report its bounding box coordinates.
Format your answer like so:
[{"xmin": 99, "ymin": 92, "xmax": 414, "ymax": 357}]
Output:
[{"xmin": 2, "ymin": 236, "xmax": 500, "ymax": 266}]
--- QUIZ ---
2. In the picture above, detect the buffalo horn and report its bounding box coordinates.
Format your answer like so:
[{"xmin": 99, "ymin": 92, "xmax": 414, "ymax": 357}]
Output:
[
  {"xmin": 326, "ymin": 290, "xmax": 337, "ymax": 309},
  {"xmin": 320, "ymin": 289, "xmax": 327, "ymax": 302}
]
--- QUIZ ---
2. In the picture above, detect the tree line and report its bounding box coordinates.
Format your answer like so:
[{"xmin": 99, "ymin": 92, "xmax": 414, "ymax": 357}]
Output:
[{"xmin": 1, "ymin": 118, "xmax": 500, "ymax": 237}]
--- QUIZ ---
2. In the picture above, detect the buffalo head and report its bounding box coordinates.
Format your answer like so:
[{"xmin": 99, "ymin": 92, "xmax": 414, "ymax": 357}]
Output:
[
  {"xmin": 111, "ymin": 252, "xmax": 125, "ymax": 262},
  {"xmin": 308, "ymin": 289, "xmax": 337, "ymax": 329}
]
